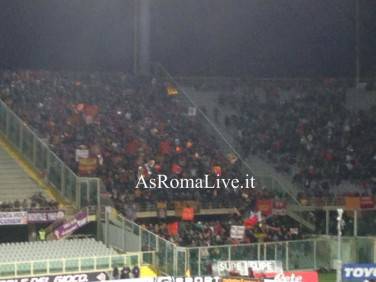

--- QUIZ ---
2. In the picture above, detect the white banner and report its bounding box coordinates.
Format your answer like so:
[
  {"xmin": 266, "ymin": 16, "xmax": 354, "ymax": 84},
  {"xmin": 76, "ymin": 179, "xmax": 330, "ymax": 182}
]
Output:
[
  {"xmin": 213, "ymin": 260, "xmax": 283, "ymax": 277},
  {"xmin": 75, "ymin": 148, "xmax": 89, "ymax": 162},
  {"xmin": 188, "ymin": 107, "xmax": 197, "ymax": 116},
  {"xmin": 230, "ymin": 225, "xmax": 245, "ymax": 239},
  {"xmin": 0, "ymin": 212, "xmax": 28, "ymax": 225}
]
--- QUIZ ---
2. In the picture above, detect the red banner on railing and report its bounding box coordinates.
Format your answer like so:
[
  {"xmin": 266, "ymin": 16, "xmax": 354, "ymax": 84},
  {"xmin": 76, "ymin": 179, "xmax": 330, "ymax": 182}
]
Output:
[
  {"xmin": 272, "ymin": 200, "xmax": 287, "ymax": 216},
  {"xmin": 256, "ymin": 199, "xmax": 273, "ymax": 216},
  {"xmin": 345, "ymin": 196, "xmax": 361, "ymax": 209},
  {"xmin": 360, "ymin": 196, "xmax": 374, "ymax": 209},
  {"xmin": 264, "ymin": 271, "xmax": 318, "ymax": 282}
]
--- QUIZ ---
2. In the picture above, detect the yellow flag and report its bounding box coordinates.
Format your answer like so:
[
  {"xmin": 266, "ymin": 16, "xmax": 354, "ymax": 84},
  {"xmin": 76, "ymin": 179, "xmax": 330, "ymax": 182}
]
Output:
[
  {"xmin": 167, "ymin": 85, "xmax": 178, "ymax": 96},
  {"xmin": 185, "ymin": 269, "xmax": 191, "ymax": 277}
]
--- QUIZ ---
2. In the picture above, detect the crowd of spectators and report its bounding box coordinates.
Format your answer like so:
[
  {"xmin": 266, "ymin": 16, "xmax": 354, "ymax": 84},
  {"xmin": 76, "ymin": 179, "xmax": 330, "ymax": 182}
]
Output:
[
  {"xmin": 112, "ymin": 265, "xmax": 140, "ymax": 280},
  {"xmin": 0, "ymin": 70, "xmax": 258, "ymax": 212},
  {"xmin": 218, "ymin": 79, "xmax": 376, "ymax": 198},
  {"xmin": 0, "ymin": 192, "xmax": 59, "ymax": 211},
  {"xmin": 3, "ymin": 71, "xmax": 368, "ymax": 246},
  {"xmin": 144, "ymin": 215, "xmax": 302, "ymax": 247}
]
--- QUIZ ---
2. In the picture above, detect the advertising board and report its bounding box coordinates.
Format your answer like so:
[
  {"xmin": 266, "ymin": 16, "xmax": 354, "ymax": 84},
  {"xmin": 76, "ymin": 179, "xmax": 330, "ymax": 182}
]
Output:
[{"xmin": 342, "ymin": 264, "xmax": 376, "ymax": 282}]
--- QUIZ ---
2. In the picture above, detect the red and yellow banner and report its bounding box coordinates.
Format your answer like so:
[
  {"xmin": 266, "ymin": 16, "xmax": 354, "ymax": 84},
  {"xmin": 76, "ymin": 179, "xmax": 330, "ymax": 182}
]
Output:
[
  {"xmin": 78, "ymin": 157, "xmax": 97, "ymax": 176},
  {"xmin": 166, "ymin": 85, "xmax": 178, "ymax": 96},
  {"xmin": 256, "ymin": 199, "xmax": 273, "ymax": 216},
  {"xmin": 344, "ymin": 196, "xmax": 361, "ymax": 209}
]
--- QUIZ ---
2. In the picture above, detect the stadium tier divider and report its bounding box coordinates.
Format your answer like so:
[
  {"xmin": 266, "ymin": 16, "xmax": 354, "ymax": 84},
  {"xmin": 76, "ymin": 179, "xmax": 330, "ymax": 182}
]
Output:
[{"xmin": 153, "ymin": 63, "xmax": 301, "ymax": 206}]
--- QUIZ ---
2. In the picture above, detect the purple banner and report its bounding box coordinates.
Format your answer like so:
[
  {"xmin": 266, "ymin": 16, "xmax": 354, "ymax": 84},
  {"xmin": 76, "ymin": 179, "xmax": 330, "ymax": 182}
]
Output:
[
  {"xmin": 28, "ymin": 210, "xmax": 65, "ymax": 223},
  {"xmin": 53, "ymin": 211, "xmax": 89, "ymax": 239}
]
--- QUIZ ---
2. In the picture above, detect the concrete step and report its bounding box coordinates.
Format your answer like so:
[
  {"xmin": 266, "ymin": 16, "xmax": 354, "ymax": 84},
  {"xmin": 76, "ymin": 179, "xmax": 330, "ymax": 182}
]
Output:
[{"xmin": 0, "ymin": 145, "xmax": 53, "ymax": 203}]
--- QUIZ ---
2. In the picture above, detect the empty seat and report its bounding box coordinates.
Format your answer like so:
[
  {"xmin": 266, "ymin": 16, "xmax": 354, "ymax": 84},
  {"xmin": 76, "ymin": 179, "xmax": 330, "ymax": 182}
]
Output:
[{"xmin": 0, "ymin": 239, "xmax": 117, "ymax": 263}]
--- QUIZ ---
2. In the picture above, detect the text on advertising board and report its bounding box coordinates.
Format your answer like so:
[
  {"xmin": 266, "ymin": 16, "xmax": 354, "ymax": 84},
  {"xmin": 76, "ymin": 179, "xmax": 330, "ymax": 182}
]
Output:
[
  {"xmin": 342, "ymin": 264, "xmax": 376, "ymax": 281},
  {"xmin": 0, "ymin": 271, "xmax": 108, "ymax": 282},
  {"xmin": 264, "ymin": 271, "xmax": 318, "ymax": 282},
  {"xmin": 213, "ymin": 261, "xmax": 283, "ymax": 277}
]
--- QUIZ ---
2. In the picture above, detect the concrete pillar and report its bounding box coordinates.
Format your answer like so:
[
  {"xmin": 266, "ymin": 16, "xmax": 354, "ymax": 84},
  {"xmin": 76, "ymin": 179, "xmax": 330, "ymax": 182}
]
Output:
[{"xmin": 134, "ymin": 0, "xmax": 151, "ymax": 75}]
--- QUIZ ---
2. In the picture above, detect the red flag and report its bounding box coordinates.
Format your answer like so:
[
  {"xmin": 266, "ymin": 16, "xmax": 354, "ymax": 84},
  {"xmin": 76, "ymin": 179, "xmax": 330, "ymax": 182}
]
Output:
[
  {"xmin": 244, "ymin": 212, "xmax": 261, "ymax": 228},
  {"xmin": 171, "ymin": 163, "xmax": 182, "ymax": 175},
  {"xmin": 160, "ymin": 140, "xmax": 172, "ymax": 155},
  {"xmin": 168, "ymin": 222, "xmax": 179, "ymax": 236},
  {"xmin": 82, "ymin": 104, "xmax": 99, "ymax": 124},
  {"xmin": 182, "ymin": 207, "xmax": 194, "ymax": 221},
  {"xmin": 126, "ymin": 139, "xmax": 141, "ymax": 156},
  {"xmin": 256, "ymin": 199, "xmax": 273, "ymax": 216},
  {"xmin": 212, "ymin": 165, "xmax": 222, "ymax": 177}
]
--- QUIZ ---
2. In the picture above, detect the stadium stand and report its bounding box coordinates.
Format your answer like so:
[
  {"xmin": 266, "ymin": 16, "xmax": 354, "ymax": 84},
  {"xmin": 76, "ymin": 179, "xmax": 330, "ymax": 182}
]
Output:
[
  {"xmin": 216, "ymin": 80, "xmax": 375, "ymax": 197},
  {"xmin": 0, "ymin": 70, "xmax": 307, "ymax": 246},
  {"xmin": 0, "ymin": 70, "xmax": 256, "ymax": 211},
  {"xmin": 0, "ymin": 71, "xmax": 375, "ymax": 280},
  {"xmin": 1, "ymin": 71, "xmax": 374, "ymax": 252},
  {"xmin": 181, "ymin": 79, "xmax": 375, "ymax": 199}
]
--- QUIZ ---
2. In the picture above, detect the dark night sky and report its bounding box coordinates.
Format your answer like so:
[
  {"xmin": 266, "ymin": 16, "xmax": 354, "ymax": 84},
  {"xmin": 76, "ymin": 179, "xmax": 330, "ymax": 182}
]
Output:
[{"xmin": 0, "ymin": 0, "xmax": 375, "ymax": 77}]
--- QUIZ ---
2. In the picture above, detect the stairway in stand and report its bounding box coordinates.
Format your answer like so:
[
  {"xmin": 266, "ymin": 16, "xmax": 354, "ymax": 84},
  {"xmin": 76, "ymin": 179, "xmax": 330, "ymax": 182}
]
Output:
[{"xmin": 0, "ymin": 146, "xmax": 50, "ymax": 203}]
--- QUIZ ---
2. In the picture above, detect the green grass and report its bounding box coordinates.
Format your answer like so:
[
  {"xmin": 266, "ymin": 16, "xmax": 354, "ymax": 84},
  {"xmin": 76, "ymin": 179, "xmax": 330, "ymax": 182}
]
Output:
[{"xmin": 319, "ymin": 272, "xmax": 336, "ymax": 282}]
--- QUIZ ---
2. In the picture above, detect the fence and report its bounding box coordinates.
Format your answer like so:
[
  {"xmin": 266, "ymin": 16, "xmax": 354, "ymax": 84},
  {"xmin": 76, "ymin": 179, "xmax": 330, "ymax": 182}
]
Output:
[
  {"xmin": 103, "ymin": 208, "xmax": 184, "ymax": 276},
  {"xmin": 185, "ymin": 237, "xmax": 376, "ymax": 276},
  {"xmin": 102, "ymin": 207, "xmax": 376, "ymax": 276},
  {"xmin": 0, "ymin": 99, "xmax": 101, "ymax": 209},
  {"xmin": 0, "ymin": 252, "xmax": 153, "ymax": 279},
  {"xmin": 287, "ymin": 207, "xmax": 376, "ymax": 237}
]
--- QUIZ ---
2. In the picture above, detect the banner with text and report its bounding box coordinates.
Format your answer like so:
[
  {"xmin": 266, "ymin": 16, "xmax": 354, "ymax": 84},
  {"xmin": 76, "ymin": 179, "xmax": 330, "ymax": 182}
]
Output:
[
  {"xmin": 28, "ymin": 210, "xmax": 65, "ymax": 223},
  {"xmin": 272, "ymin": 200, "xmax": 287, "ymax": 216},
  {"xmin": 342, "ymin": 263, "xmax": 376, "ymax": 282},
  {"xmin": 212, "ymin": 260, "xmax": 283, "ymax": 277},
  {"xmin": 54, "ymin": 211, "xmax": 89, "ymax": 239},
  {"xmin": 0, "ymin": 271, "xmax": 108, "ymax": 282},
  {"xmin": 0, "ymin": 211, "xmax": 28, "ymax": 225},
  {"xmin": 264, "ymin": 271, "xmax": 318, "ymax": 282},
  {"xmin": 230, "ymin": 225, "xmax": 245, "ymax": 240},
  {"xmin": 256, "ymin": 200, "xmax": 273, "ymax": 216}
]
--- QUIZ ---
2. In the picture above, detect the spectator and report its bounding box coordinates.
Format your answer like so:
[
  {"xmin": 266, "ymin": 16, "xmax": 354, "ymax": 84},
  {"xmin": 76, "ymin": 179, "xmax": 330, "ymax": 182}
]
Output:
[
  {"xmin": 112, "ymin": 267, "xmax": 119, "ymax": 280},
  {"xmin": 120, "ymin": 266, "xmax": 131, "ymax": 279},
  {"xmin": 38, "ymin": 228, "xmax": 46, "ymax": 241},
  {"xmin": 132, "ymin": 265, "xmax": 140, "ymax": 278}
]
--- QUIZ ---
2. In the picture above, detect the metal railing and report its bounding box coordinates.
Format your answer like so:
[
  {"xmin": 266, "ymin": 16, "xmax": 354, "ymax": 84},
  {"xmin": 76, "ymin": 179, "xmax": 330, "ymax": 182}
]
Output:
[
  {"xmin": 103, "ymin": 207, "xmax": 376, "ymax": 277},
  {"xmin": 104, "ymin": 208, "xmax": 181, "ymax": 275},
  {"xmin": 0, "ymin": 252, "xmax": 154, "ymax": 279},
  {"xmin": 0, "ymin": 99, "xmax": 101, "ymax": 209},
  {"xmin": 185, "ymin": 237, "xmax": 376, "ymax": 276}
]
